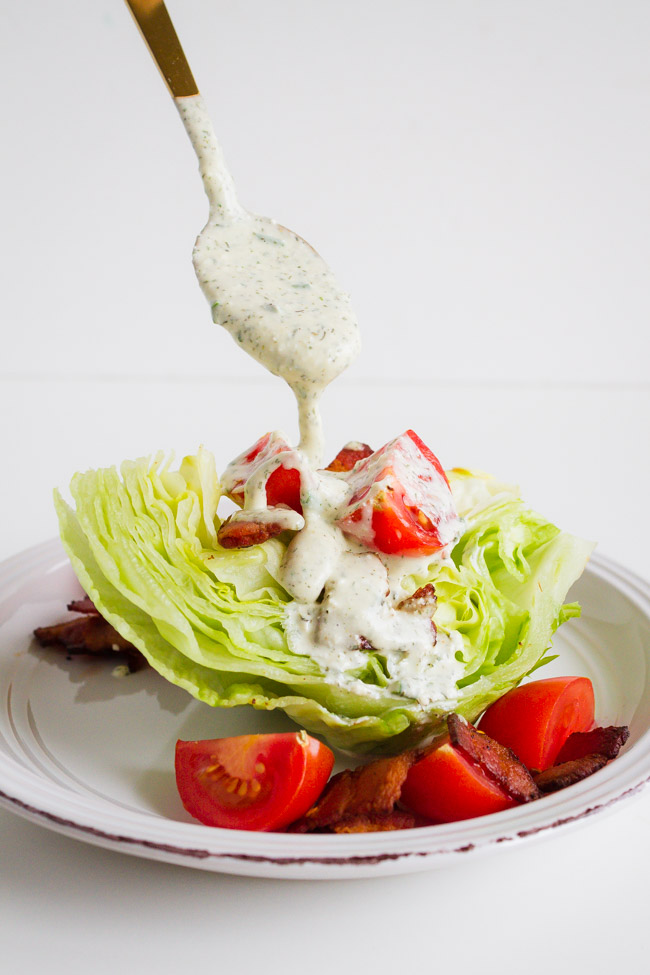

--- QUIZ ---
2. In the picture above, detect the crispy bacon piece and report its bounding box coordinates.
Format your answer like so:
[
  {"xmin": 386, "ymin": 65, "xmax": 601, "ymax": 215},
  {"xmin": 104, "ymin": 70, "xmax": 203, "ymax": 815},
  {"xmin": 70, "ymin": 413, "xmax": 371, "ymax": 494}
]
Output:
[
  {"xmin": 534, "ymin": 753, "xmax": 609, "ymax": 793},
  {"xmin": 555, "ymin": 725, "xmax": 630, "ymax": 764},
  {"xmin": 330, "ymin": 810, "xmax": 421, "ymax": 833},
  {"xmin": 447, "ymin": 714, "xmax": 541, "ymax": 803},
  {"xmin": 67, "ymin": 596, "xmax": 99, "ymax": 615},
  {"xmin": 397, "ymin": 583, "xmax": 437, "ymax": 615},
  {"xmin": 325, "ymin": 442, "xmax": 373, "ymax": 473},
  {"xmin": 217, "ymin": 516, "xmax": 285, "ymax": 549},
  {"xmin": 290, "ymin": 752, "xmax": 416, "ymax": 833},
  {"xmin": 33, "ymin": 615, "xmax": 146, "ymax": 671}
]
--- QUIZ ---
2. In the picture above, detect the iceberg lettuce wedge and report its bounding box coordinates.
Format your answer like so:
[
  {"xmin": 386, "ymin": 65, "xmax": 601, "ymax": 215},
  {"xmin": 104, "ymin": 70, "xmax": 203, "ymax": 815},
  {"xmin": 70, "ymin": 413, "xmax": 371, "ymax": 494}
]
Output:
[{"xmin": 55, "ymin": 452, "xmax": 593, "ymax": 754}]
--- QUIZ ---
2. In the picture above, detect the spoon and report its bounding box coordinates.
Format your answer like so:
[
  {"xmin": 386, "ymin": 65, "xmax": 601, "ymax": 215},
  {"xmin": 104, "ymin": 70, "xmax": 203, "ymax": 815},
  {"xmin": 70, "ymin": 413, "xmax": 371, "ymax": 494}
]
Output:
[{"xmin": 124, "ymin": 0, "xmax": 360, "ymax": 466}]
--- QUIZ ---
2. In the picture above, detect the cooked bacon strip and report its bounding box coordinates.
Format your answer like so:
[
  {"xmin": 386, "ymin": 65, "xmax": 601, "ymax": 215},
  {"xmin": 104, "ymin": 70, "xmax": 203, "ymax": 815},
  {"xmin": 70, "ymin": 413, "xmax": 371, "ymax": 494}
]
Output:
[
  {"xmin": 33, "ymin": 616, "xmax": 146, "ymax": 671},
  {"xmin": 325, "ymin": 442, "xmax": 373, "ymax": 473},
  {"xmin": 290, "ymin": 752, "xmax": 416, "ymax": 832},
  {"xmin": 397, "ymin": 583, "xmax": 437, "ymax": 615},
  {"xmin": 555, "ymin": 725, "xmax": 630, "ymax": 764},
  {"xmin": 447, "ymin": 714, "xmax": 541, "ymax": 803},
  {"xmin": 331, "ymin": 810, "xmax": 421, "ymax": 833},
  {"xmin": 534, "ymin": 753, "xmax": 609, "ymax": 793},
  {"xmin": 67, "ymin": 596, "xmax": 99, "ymax": 615},
  {"xmin": 217, "ymin": 516, "xmax": 285, "ymax": 549}
]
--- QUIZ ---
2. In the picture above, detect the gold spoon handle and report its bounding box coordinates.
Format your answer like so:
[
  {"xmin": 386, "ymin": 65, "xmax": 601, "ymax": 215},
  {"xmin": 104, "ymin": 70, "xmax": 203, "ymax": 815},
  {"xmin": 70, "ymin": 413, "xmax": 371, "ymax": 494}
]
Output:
[{"xmin": 124, "ymin": 0, "xmax": 198, "ymax": 97}]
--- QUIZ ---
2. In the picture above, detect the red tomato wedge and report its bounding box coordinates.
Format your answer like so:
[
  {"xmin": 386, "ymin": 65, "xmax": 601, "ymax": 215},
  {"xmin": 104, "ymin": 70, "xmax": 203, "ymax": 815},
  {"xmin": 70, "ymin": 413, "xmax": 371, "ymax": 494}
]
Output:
[
  {"xmin": 220, "ymin": 432, "xmax": 303, "ymax": 513},
  {"xmin": 336, "ymin": 429, "xmax": 459, "ymax": 557},
  {"xmin": 401, "ymin": 741, "xmax": 517, "ymax": 823},
  {"xmin": 325, "ymin": 442, "xmax": 373, "ymax": 473},
  {"xmin": 264, "ymin": 466, "xmax": 302, "ymax": 513},
  {"xmin": 478, "ymin": 677, "xmax": 595, "ymax": 771},
  {"xmin": 175, "ymin": 732, "xmax": 334, "ymax": 831}
]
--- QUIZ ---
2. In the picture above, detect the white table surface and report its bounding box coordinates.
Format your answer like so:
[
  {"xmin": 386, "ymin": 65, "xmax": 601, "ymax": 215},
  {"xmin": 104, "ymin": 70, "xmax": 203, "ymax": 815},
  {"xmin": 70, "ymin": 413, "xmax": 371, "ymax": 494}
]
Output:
[{"xmin": 2, "ymin": 2, "xmax": 649, "ymax": 972}]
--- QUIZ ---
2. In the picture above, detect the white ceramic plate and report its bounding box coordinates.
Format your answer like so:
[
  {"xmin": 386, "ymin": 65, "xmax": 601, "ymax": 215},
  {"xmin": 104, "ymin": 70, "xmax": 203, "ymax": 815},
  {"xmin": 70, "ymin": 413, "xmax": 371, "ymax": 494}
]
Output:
[{"xmin": 1, "ymin": 539, "xmax": 649, "ymax": 880}]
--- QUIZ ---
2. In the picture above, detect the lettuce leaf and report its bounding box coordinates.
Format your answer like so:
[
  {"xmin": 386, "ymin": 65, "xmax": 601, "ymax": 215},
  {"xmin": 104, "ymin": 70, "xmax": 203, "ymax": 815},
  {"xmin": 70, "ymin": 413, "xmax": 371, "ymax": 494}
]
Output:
[{"xmin": 55, "ymin": 453, "xmax": 593, "ymax": 754}]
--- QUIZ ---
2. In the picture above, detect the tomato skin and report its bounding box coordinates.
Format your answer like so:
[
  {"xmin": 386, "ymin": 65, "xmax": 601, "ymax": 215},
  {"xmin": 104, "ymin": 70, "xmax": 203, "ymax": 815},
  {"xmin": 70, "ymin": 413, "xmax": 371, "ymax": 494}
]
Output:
[
  {"xmin": 265, "ymin": 466, "xmax": 302, "ymax": 513},
  {"xmin": 221, "ymin": 432, "xmax": 303, "ymax": 513},
  {"xmin": 370, "ymin": 497, "xmax": 440, "ymax": 556},
  {"xmin": 478, "ymin": 677, "xmax": 595, "ymax": 771},
  {"xmin": 337, "ymin": 430, "xmax": 459, "ymax": 557},
  {"xmin": 401, "ymin": 742, "xmax": 517, "ymax": 823},
  {"xmin": 175, "ymin": 732, "xmax": 334, "ymax": 831}
]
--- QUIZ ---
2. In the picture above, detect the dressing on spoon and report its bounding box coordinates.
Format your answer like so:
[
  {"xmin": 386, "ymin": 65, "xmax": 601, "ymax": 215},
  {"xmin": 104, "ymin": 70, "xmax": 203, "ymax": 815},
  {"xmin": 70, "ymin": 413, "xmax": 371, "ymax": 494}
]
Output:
[{"xmin": 177, "ymin": 95, "xmax": 360, "ymax": 467}]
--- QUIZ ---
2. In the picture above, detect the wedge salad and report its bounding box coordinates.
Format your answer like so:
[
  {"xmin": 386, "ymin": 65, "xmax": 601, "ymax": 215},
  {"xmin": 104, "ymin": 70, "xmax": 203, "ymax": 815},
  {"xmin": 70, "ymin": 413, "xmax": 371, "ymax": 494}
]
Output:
[{"xmin": 55, "ymin": 434, "xmax": 592, "ymax": 755}]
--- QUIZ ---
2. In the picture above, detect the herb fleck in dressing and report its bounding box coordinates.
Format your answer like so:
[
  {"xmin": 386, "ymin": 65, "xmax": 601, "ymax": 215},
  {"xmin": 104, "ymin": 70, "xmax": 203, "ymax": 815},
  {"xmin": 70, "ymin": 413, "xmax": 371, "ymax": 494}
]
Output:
[{"xmin": 179, "ymin": 93, "xmax": 462, "ymax": 707}]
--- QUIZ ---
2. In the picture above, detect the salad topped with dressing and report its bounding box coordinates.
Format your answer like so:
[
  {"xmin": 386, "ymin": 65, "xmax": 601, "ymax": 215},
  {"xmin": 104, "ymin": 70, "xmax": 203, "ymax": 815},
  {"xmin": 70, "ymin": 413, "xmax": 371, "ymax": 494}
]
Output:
[
  {"xmin": 54, "ymin": 93, "xmax": 593, "ymax": 754},
  {"xmin": 56, "ymin": 433, "xmax": 591, "ymax": 754}
]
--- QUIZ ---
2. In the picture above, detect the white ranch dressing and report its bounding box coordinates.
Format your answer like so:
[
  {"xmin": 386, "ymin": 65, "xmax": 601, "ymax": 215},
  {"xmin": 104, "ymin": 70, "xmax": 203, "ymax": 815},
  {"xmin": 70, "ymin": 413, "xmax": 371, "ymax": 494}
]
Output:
[
  {"xmin": 177, "ymin": 95, "xmax": 360, "ymax": 467},
  {"xmin": 283, "ymin": 552, "xmax": 465, "ymax": 706},
  {"xmin": 179, "ymin": 94, "xmax": 463, "ymax": 706}
]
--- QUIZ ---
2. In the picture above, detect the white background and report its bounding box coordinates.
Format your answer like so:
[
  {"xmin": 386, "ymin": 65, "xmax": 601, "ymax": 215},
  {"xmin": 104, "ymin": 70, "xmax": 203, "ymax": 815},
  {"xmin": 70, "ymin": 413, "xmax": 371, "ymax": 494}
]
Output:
[{"xmin": 1, "ymin": 1, "xmax": 649, "ymax": 972}]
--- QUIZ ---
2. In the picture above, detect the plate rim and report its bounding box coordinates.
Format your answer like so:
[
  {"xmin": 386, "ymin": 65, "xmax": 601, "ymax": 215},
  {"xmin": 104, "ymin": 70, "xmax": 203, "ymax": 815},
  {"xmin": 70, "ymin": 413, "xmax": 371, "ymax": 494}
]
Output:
[{"xmin": 1, "ymin": 539, "xmax": 650, "ymax": 877}]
